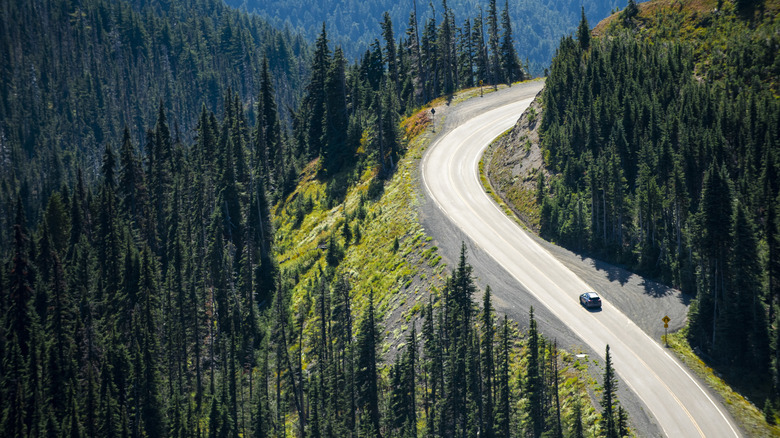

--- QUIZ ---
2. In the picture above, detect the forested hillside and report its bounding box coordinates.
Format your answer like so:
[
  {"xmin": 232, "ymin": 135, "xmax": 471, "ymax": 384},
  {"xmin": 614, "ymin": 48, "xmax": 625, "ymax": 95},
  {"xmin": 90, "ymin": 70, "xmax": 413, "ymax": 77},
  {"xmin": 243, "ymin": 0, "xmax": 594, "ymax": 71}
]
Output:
[
  {"xmin": 0, "ymin": 0, "xmax": 310, "ymax": 243},
  {"xmin": 226, "ymin": 0, "xmax": 626, "ymax": 74},
  {"xmin": 532, "ymin": 0, "xmax": 780, "ymax": 418},
  {"xmin": 0, "ymin": 0, "xmax": 622, "ymax": 437}
]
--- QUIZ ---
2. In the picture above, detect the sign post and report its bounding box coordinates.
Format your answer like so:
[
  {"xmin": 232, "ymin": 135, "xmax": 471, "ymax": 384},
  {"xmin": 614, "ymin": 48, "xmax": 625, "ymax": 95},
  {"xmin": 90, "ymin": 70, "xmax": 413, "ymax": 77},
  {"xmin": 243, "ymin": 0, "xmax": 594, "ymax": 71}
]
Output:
[
  {"xmin": 431, "ymin": 107, "xmax": 436, "ymax": 131},
  {"xmin": 662, "ymin": 315, "xmax": 670, "ymax": 347}
]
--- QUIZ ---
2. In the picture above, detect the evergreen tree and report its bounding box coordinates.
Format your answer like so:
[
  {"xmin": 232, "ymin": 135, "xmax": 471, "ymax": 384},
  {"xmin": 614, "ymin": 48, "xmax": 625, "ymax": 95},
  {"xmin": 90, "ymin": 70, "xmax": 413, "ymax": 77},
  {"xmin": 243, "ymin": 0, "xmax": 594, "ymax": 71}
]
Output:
[
  {"xmin": 381, "ymin": 12, "xmax": 398, "ymax": 92},
  {"xmin": 355, "ymin": 291, "xmax": 381, "ymax": 434},
  {"xmin": 7, "ymin": 198, "xmax": 34, "ymax": 358},
  {"xmin": 136, "ymin": 247, "xmax": 167, "ymax": 436},
  {"xmin": 571, "ymin": 389, "xmax": 585, "ymax": 438},
  {"xmin": 499, "ymin": 0, "xmax": 521, "ymax": 84},
  {"xmin": 486, "ymin": 0, "xmax": 500, "ymax": 85},
  {"xmin": 601, "ymin": 345, "xmax": 618, "ymax": 438},
  {"xmin": 495, "ymin": 316, "xmax": 511, "ymax": 438},
  {"xmin": 118, "ymin": 126, "xmax": 143, "ymax": 226},
  {"xmin": 422, "ymin": 298, "xmax": 441, "ymax": 436},
  {"xmin": 481, "ymin": 286, "xmax": 495, "ymax": 438},
  {"xmin": 525, "ymin": 306, "xmax": 544, "ymax": 436},
  {"xmin": 471, "ymin": 11, "xmax": 489, "ymax": 87},
  {"xmin": 621, "ymin": 0, "xmax": 639, "ymax": 24},
  {"xmin": 150, "ymin": 102, "xmax": 174, "ymax": 255},
  {"xmin": 322, "ymin": 47, "xmax": 350, "ymax": 174},
  {"xmin": 577, "ymin": 7, "xmax": 590, "ymax": 52},
  {"xmin": 690, "ymin": 163, "xmax": 734, "ymax": 352},
  {"xmin": 255, "ymin": 59, "xmax": 276, "ymax": 181},
  {"xmin": 457, "ymin": 19, "xmax": 475, "ymax": 88},
  {"xmin": 304, "ymin": 24, "xmax": 331, "ymax": 159},
  {"xmin": 725, "ymin": 202, "xmax": 770, "ymax": 375}
]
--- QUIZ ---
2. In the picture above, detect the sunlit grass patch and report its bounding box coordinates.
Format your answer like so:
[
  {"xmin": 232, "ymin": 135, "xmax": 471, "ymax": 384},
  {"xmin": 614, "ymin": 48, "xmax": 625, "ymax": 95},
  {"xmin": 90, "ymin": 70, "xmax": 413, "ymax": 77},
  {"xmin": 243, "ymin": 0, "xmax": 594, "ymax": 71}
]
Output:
[{"xmin": 667, "ymin": 328, "xmax": 780, "ymax": 437}]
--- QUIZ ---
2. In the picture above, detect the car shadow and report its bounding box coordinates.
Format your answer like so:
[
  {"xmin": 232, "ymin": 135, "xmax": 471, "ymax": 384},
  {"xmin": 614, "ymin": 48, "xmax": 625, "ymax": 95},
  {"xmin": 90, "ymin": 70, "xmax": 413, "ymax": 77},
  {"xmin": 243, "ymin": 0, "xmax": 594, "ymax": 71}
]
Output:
[{"xmin": 584, "ymin": 306, "xmax": 602, "ymax": 313}]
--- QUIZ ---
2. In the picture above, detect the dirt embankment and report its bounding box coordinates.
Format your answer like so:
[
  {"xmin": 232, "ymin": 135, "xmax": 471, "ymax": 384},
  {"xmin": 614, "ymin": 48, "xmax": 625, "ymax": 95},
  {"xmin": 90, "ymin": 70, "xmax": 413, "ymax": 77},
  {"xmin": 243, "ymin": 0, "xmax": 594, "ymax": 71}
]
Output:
[{"xmin": 483, "ymin": 88, "xmax": 548, "ymax": 232}]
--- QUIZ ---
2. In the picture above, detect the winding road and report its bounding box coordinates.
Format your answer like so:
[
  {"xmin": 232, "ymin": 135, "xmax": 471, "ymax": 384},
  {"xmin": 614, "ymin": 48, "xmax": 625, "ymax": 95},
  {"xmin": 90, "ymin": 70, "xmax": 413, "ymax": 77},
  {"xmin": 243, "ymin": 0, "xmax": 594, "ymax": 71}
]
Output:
[{"xmin": 420, "ymin": 82, "xmax": 741, "ymax": 437}]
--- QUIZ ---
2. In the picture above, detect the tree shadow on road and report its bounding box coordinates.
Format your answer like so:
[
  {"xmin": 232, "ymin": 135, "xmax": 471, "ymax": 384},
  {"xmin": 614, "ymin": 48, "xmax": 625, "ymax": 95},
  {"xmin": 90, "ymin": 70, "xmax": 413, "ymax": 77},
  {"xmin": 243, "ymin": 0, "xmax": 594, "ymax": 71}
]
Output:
[
  {"xmin": 581, "ymin": 255, "xmax": 632, "ymax": 286},
  {"xmin": 639, "ymin": 278, "xmax": 692, "ymax": 305}
]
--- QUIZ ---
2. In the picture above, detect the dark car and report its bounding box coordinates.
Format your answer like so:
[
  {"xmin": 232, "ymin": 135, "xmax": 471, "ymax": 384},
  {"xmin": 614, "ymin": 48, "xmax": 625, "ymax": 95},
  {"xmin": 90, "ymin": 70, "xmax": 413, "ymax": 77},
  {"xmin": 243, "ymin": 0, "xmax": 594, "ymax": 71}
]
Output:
[{"xmin": 579, "ymin": 292, "xmax": 602, "ymax": 309}]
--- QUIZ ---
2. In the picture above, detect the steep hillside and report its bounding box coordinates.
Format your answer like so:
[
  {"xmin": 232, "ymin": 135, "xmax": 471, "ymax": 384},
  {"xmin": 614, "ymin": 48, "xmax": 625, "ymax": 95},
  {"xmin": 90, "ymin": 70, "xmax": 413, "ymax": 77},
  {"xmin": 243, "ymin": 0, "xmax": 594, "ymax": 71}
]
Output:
[{"xmin": 486, "ymin": 0, "xmax": 780, "ymax": 433}]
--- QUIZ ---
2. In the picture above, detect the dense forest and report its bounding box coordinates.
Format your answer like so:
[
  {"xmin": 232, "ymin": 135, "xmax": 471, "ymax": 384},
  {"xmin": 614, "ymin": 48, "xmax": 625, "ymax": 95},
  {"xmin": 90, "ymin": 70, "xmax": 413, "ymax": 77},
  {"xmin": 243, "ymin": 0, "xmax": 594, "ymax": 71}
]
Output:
[
  {"xmin": 536, "ymin": 0, "xmax": 780, "ymax": 412},
  {"xmin": 0, "ymin": 0, "xmax": 311, "ymax": 245},
  {"xmin": 1, "ymin": 0, "xmax": 635, "ymax": 437},
  {"xmin": 226, "ymin": 0, "xmax": 626, "ymax": 75}
]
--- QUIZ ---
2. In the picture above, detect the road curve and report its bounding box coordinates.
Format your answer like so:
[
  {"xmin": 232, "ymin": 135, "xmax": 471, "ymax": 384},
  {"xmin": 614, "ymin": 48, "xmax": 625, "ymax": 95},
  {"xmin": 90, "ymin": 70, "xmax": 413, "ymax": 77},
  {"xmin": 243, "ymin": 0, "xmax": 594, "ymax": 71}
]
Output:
[{"xmin": 420, "ymin": 82, "xmax": 741, "ymax": 438}]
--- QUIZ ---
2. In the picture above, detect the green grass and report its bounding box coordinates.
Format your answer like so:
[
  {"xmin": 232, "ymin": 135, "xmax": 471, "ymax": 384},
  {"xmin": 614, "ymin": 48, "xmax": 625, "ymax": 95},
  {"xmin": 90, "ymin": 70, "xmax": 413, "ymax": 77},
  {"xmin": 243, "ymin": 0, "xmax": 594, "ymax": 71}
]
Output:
[
  {"xmin": 273, "ymin": 105, "xmax": 450, "ymax": 354},
  {"xmin": 666, "ymin": 328, "xmax": 780, "ymax": 437}
]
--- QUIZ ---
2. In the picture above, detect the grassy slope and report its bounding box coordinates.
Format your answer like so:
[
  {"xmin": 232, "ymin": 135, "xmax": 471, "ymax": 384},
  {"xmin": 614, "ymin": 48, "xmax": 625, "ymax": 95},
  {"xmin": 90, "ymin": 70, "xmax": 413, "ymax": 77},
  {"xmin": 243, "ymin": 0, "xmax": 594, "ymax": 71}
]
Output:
[
  {"xmin": 272, "ymin": 87, "xmax": 612, "ymax": 434},
  {"xmin": 666, "ymin": 330, "xmax": 780, "ymax": 436}
]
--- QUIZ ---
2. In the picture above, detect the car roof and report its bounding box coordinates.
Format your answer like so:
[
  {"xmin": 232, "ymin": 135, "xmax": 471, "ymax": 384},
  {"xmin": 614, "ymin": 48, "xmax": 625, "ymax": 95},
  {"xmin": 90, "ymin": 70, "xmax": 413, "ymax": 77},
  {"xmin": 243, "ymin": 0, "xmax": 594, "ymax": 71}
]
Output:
[{"xmin": 585, "ymin": 292, "xmax": 600, "ymax": 298}]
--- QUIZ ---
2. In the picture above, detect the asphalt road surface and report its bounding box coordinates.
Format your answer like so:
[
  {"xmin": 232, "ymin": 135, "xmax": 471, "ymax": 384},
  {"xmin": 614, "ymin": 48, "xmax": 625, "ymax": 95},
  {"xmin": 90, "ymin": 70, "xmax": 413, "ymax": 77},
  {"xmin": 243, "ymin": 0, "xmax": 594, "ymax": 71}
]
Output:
[{"xmin": 420, "ymin": 82, "xmax": 741, "ymax": 438}]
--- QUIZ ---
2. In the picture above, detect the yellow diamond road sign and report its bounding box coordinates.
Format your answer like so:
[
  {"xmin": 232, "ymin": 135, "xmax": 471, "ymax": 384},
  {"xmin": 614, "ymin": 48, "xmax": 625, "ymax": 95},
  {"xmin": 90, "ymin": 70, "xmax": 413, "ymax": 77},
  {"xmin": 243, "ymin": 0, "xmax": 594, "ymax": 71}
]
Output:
[{"xmin": 662, "ymin": 315, "xmax": 670, "ymax": 324}]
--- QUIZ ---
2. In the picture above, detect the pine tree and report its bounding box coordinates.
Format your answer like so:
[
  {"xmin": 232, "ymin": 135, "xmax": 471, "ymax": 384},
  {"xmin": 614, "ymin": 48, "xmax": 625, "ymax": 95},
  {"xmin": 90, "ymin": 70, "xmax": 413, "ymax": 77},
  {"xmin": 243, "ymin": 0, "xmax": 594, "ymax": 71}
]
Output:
[
  {"xmin": 481, "ymin": 286, "xmax": 495, "ymax": 438},
  {"xmin": 526, "ymin": 307, "xmax": 544, "ymax": 436},
  {"xmin": 471, "ymin": 10, "xmax": 489, "ymax": 87},
  {"xmin": 486, "ymin": 0, "xmax": 500, "ymax": 85},
  {"xmin": 381, "ymin": 12, "xmax": 398, "ymax": 91},
  {"xmin": 499, "ymin": 0, "xmax": 521, "ymax": 84},
  {"xmin": 136, "ymin": 247, "xmax": 167, "ymax": 436},
  {"xmin": 690, "ymin": 163, "xmax": 734, "ymax": 352},
  {"xmin": 617, "ymin": 406, "xmax": 629, "ymax": 438},
  {"xmin": 571, "ymin": 388, "xmax": 585, "ymax": 438},
  {"xmin": 621, "ymin": 0, "xmax": 639, "ymax": 24},
  {"xmin": 551, "ymin": 341, "xmax": 563, "ymax": 438},
  {"xmin": 404, "ymin": 324, "xmax": 418, "ymax": 437},
  {"xmin": 457, "ymin": 19, "xmax": 474, "ymax": 88},
  {"xmin": 118, "ymin": 126, "xmax": 144, "ymax": 226},
  {"xmin": 304, "ymin": 24, "xmax": 331, "ymax": 159},
  {"xmin": 255, "ymin": 57, "xmax": 283, "ymax": 188},
  {"xmin": 323, "ymin": 47, "xmax": 350, "ymax": 174},
  {"xmin": 601, "ymin": 345, "xmax": 618, "ymax": 438},
  {"xmin": 726, "ymin": 202, "xmax": 770, "ymax": 374},
  {"xmin": 44, "ymin": 245, "xmax": 74, "ymax": 425},
  {"xmin": 438, "ymin": 0, "xmax": 456, "ymax": 95},
  {"xmin": 495, "ymin": 315, "xmax": 511, "ymax": 438},
  {"xmin": 96, "ymin": 161, "xmax": 123, "ymax": 318},
  {"xmin": 577, "ymin": 7, "xmax": 590, "ymax": 52},
  {"xmin": 43, "ymin": 192, "xmax": 70, "ymax": 256},
  {"xmin": 355, "ymin": 291, "xmax": 381, "ymax": 434},
  {"xmin": 8, "ymin": 198, "xmax": 34, "ymax": 358},
  {"xmin": 406, "ymin": 3, "xmax": 426, "ymax": 105},
  {"xmin": 150, "ymin": 101, "xmax": 174, "ymax": 255},
  {"xmin": 422, "ymin": 298, "xmax": 441, "ymax": 436}
]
